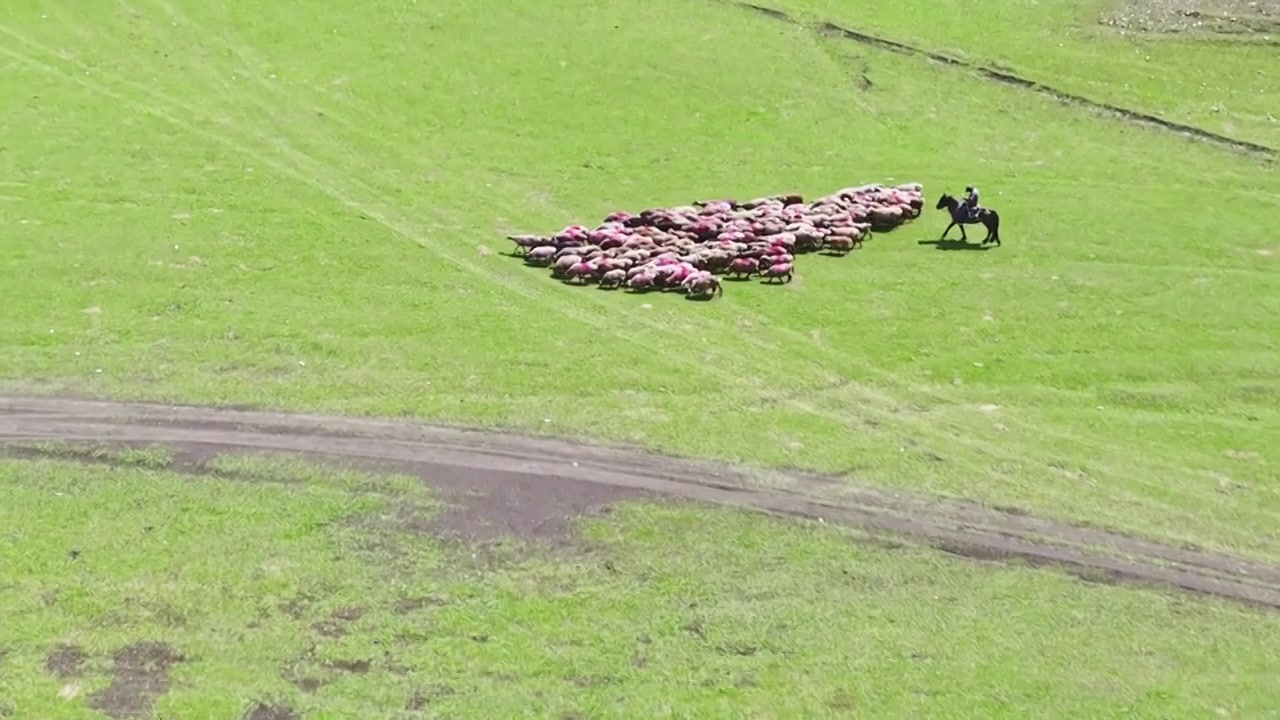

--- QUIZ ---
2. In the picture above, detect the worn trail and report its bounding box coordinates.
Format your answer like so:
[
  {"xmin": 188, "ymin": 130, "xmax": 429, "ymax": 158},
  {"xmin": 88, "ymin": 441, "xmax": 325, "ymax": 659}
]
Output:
[{"xmin": 3, "ymin": 395, "xmax": 1279, "ymax": 609}]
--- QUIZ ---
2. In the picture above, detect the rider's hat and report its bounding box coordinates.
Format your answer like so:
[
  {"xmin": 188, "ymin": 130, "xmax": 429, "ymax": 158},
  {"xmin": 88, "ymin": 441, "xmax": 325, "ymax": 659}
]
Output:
[{"xmin": 965, "ymin": 185, "xmax": 974, "ymax": 192}]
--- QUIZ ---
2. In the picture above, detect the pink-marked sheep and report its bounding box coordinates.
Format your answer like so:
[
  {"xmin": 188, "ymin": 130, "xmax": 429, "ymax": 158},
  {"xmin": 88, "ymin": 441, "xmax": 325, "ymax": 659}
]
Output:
[
  {"xmin": 551, "ymin": 254, "xmax": 582, "ymax": 278},
  {"xmin": 761, "ymin": 262, "xmax": 794, "ymax": 284},
  {"xmin": 684, "ymin": 272, "xmax": 723, "ymax": 299},
  {"xmin": 565, "ymin": 261, "xmax": 600, "ymax": 284},
  {"xmin": 508, "ymin": 181, "xmax": 924, "ymax": 300},
  {"xmin": 626, "ymin": 272, "xmax": 656, "ymax": 292},
  {"xmin": 726, "ymin": 257, "xmax": 759, "ymax": 280}
]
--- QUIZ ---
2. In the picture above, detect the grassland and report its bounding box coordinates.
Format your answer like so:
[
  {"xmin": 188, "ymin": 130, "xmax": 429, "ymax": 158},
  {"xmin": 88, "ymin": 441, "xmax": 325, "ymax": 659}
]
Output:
[
  {"xmin": 2, "ymin": 0, "xmax": 1277, "ymax": 558},
  {"xmin": 3, "ymin": 456, "xmax": 1278, "ymax": 719},
  {"xmin": 780, "ymin": 0, "xmax": 1280, "ymax": 148},
  {"xmin": 1, "ymin": 0, "xmax": 1279, "ymax": 716}
]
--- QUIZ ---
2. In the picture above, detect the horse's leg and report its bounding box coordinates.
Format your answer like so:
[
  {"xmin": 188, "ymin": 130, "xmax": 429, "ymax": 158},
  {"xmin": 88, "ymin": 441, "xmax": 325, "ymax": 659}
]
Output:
[
  {"xmin": 941, "ymin": 222, "xmax": 955, "ymax": 239},
  {"xmin": 959, "ymin": 223, "xmax": 968, "ymax": 242}
]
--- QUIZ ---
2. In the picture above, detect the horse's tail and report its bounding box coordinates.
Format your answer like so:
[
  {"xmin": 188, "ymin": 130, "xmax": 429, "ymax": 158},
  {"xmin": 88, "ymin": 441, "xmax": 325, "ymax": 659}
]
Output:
[{"xmin": 988, "ymin": 210, "xmax": 1000, "ymax": 243}]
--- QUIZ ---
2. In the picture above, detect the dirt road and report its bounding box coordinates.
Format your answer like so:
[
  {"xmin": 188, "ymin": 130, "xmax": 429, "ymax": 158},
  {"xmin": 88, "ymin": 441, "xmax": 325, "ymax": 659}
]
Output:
[{"xmin": 3, "ymin": 394, "xmax": 1278, "ymax": 609}]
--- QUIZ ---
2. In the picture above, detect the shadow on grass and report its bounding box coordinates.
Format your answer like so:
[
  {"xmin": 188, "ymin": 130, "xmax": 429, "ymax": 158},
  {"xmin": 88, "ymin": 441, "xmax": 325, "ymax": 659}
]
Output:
[{"xmin": 918, "ymin": 238, "xmax": 994, "ymax": 252}]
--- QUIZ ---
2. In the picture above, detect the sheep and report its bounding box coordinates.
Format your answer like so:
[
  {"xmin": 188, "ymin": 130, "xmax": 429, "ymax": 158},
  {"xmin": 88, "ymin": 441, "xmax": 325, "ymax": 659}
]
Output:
[
  {"xmin": 699, "ymin": 251, "xmax": 734, "ymax": 274},
  {"xmin": 628, "ymin": 261, "xmax": 657, "ymax": 278},
  {"xmin": 568, "ymin": 260, "xmax": 601, "ymax": 283},
  {"xmin": 598, "ymin": 268, "xmax": 627, "ymax": 289},
  {"xmin": 626, "ymin": 272, "xmax": 656, "ymax": 292},
  {"xmin": 551, "ymin": 254, "xmax": 582, "ymax": 278},
  {"xmin": 761, "ymin": 262, "xmax": 794, "ymax": 284},
  {"xmin": 508, "ymin": 180, "xmax": 925, "ymax": 297},
  {"xmin": 823, "ymin": 236, "xmax": 857, "ymax": 253},
  {"xmin": 525, "ymin": 245, "xmax": 558, "ymax": 266},
  {"xmin": 727, "ymin": 257, "xmax": 759, "ymax": 280},
  {"xmin": 685, "ymin": 273, "xmax": 723, "ymax": 299},
  {"xmin": 565, "ymin": 261, "xmax": 599, "ymax": 284},
  {"xmin": 507, "ymin": 234, "xmax": 549, "ymax": 254}
]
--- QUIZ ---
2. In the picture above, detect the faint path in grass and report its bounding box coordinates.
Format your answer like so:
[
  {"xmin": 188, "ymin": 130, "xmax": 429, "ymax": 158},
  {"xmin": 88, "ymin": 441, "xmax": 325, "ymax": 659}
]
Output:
[
  {"xmin": 3, "ymin": 394, "xmax": 1279, "ymax": 610},
  {"xmin": 0, "ymin": 13, "xmax": 1026, "ymax": 489},
  {"xmin": 721, "ymin": 0, "xmax": 1278, "ymax": 161}
]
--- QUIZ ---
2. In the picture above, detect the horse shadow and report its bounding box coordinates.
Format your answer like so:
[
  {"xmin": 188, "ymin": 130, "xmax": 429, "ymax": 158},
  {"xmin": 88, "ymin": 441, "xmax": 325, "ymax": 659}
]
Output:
[{"xmin": 918, "ymin": 238, "xmax": 993, "ymax": 252}]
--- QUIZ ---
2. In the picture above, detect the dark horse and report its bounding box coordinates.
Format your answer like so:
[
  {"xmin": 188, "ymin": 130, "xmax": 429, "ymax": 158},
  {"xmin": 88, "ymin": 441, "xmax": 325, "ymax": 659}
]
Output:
[{"xmin": 935, "ymin": 193, "xmax": 1001, "ymax": 246}]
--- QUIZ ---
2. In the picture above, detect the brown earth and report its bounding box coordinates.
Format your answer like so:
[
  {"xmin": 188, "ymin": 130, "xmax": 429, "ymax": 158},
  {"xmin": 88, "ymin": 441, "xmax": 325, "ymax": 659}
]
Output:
[
  {"xmin": 1100, "ymin": 0, "xmax": 1280, "ymax": 34},
  {"xmin": 86, "ymin": 642, "xmax": 185, "ymax": 720},
  {"xmin": 244, "ymin": 704, "xmax": 299, "ymax": 720},
  {"xmin": 44, "ymin": 644, "xmax": 88, "ymax": 679},
  {"xmin": 3, "ymin": 395, "xmax": 1280, "ymax": 610}
]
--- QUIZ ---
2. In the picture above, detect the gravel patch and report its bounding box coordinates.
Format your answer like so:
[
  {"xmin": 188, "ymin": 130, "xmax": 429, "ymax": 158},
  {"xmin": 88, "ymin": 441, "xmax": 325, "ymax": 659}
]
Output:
[{"xmin": 1100, "ymin": 0, "xmax": 1280, "ymax": 35}]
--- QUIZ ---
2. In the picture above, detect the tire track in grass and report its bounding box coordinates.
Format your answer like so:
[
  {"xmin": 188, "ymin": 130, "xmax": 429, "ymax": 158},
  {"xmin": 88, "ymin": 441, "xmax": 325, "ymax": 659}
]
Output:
[
  {"xmin": 139, "ymin": 0, "xmax": 907, "ymax": 398},
  {"xmin": 9, "ymin": 8, "xmax": 1231, "ymax": 525},
  {"xmin": 0, "ymin": 25, "xmax": 708, "ymax": 386},
  {"xmin": 98, "ymin": 2, "xmax": 844, "ymax": 387},
  {"xmin": 723, "ymin": 0, "xmax": 1278, "ymax": 161},
  {"xmin": 1, "ymin": 23, "xmax": 939, "ymax": 467},
  {"xmin": 0, "ymin": 17, "xmax": 1162, "ymax": 503},
  {"xmin": 1, "ymin": 11, "xmax": 1179, "ymax": 501},
  {"xmin": 7, "ymin": 14, "xmax": 1269, "ymax": 566},
  {"xmin": 3, "ymin": 394, "xmax": 1280, "ymax": 610},
  {"xmin": 27, "ymin": 7, "xmax": 977, "ymax": 463}
]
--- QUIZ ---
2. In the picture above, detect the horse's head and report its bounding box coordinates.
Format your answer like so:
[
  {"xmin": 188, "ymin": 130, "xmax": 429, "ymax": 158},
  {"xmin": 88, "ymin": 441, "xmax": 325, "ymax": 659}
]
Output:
[{"xmin": 935, "ymin": 194, "xmax": 954, "ymax": 210}]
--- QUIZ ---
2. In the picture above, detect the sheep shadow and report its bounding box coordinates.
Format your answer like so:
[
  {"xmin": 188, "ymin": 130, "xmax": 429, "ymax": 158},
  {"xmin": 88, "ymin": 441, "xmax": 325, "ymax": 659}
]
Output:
[
  {"xmin": 917, "ymin": 238, "xmax": 993, "ymax": 252},
  {"xmin": 683, "ymin": 293, "xmax": 716, "ymax": 302},
  {"xmin": 722, "ymin": 275, "xmax": 756, "ymax": 282}
]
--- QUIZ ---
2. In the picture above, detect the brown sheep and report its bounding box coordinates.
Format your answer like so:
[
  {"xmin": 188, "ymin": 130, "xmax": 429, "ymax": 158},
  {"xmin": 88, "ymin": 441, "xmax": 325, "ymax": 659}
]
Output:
[
  {"xmin": 823, "ymin": 236, "xmax": 857, "ymax": 253},
  {"xmin": 685, "ymin": 273, "xmax": 723, "ymax": 299}
]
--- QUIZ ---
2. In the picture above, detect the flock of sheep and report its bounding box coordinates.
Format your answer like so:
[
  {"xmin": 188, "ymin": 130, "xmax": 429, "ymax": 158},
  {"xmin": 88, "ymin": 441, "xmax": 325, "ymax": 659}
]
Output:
[{"xmin": 506, "ymin": 182, "xmax": 925, "ymax": 300}]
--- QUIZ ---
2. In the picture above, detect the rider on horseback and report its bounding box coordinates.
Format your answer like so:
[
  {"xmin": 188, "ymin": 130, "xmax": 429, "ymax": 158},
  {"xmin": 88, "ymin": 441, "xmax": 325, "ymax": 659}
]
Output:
[{"xmin": 963, "ymin": 185, "xmax": 980, "ymax": 221}]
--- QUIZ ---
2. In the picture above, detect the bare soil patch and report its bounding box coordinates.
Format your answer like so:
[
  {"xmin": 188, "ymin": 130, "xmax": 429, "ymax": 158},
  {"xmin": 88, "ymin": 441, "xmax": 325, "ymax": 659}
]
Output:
[
  {"xmin": 409, "ymin": 462, "xmax": 650, "ymax": 545},
  {"xmin": 44, "ymin": 644, "xmax": 88, "ymax": 678},
  {"xmin": 1101, "ymin": 0, "xmax": 1280, "ymax": 34},
  {"xmin": 244, "ymin": 703, "xmax": 299, "ymax": 720},
  {"xmin": 86, "ymin": 641, "xmax": 184, "ymax": 720},
  {"xmin": 3, "ymin": 395, "xmax": 1280, "ymax": 609}
]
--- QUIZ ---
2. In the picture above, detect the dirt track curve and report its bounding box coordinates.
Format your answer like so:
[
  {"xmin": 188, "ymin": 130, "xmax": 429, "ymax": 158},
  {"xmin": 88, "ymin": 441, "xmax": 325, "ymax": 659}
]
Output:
[{"xmin": 3, "ymin": 395, "xmax": 1279, "ymax": 610}]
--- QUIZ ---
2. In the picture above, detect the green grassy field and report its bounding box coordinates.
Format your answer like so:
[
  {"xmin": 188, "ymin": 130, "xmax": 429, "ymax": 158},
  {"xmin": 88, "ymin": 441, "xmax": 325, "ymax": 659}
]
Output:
[
  {"xmin": 2, "ymin": 0, "xmax": 1280, "ymax": 716},
  {"xmin": 3, "ymin": 456, "xmax": 1278, "ymax": 718},
  {"xmin": 781, "ymin": 0, "xmax": 1280, "ymax": 148},
  {"xmin": 3, "ymin": 0, "xmax": 1277, "ymax": 557}
]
